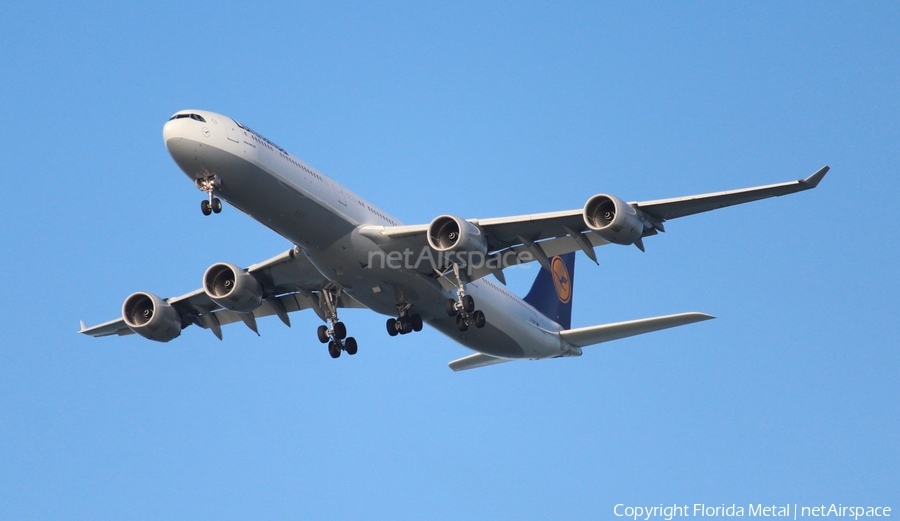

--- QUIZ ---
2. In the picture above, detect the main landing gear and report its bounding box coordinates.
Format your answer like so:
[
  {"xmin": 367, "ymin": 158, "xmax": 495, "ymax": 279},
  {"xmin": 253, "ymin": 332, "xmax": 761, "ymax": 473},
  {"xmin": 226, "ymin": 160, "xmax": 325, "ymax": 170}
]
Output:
[
  {"xmin": 316, "ymin": 286, "xmax": 357, "ymax": 358},
  {"xmin": 386, "ymin": 302, "xmax": 423, "ymax": 337},
  {"xmin": 198, "ymin": 176, "xmax": 222, "ymax": 216},
  {"xmin": 443, "ymin": 264, "xmax": 487, "ymax": 332}
]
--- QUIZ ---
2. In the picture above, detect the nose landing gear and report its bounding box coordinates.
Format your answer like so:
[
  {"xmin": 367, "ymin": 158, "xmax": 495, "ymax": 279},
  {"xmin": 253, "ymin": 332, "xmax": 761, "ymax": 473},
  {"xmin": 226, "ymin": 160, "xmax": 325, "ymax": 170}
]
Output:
[
  {"xmin": 197, "ymin": 176, "xmax": 222, "ymax": 216},
  {"xmin": 200, "ymin": 198, "xmax": 222, "ymax": 216}
]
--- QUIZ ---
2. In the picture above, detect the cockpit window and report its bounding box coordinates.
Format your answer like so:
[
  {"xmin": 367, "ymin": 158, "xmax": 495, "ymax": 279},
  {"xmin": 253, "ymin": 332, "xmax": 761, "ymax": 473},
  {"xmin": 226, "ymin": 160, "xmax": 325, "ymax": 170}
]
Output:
[{"xmin": 168, "ymin": 113, "xmax": 206, "ymax": 123}]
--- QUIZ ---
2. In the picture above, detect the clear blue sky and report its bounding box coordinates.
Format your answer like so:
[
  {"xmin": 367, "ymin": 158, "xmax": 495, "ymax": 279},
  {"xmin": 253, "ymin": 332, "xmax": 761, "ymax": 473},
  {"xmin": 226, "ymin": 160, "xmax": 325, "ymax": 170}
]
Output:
[{"xmin": 1, "ymin": 2, "xmax": 897, "ymax": 519}]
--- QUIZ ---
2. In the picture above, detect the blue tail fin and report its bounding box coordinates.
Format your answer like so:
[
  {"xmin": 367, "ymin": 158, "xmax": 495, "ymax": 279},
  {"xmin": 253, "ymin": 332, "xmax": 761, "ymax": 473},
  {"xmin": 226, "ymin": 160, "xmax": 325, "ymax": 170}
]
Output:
[{"xmin": 523, "ymin": 252, "xmax": 575, "ymax": 330}]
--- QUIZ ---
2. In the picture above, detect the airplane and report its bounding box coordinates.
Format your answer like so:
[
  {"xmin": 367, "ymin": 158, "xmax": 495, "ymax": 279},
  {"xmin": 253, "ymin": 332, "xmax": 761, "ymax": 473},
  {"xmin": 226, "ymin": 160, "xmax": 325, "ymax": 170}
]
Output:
[{"xmin": 79, "ymin": 109, "xmax": 829, "ymax": 371}]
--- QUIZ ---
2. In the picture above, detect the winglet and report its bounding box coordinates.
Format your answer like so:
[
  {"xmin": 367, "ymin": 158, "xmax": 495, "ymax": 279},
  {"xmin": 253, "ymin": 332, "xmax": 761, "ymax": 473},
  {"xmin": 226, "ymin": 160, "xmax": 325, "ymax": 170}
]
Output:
[
  {"xmin": 801, "ymin": 165, "xmax": 829, "ymax": 188},
  {"xmin": 79, "ymin": 320, "xmax": 87, "ymax": 333}
]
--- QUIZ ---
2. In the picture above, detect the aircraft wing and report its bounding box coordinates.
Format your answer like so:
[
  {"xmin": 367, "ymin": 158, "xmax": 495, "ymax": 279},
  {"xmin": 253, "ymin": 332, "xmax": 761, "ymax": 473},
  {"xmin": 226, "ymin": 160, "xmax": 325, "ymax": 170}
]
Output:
[
  {"xmin": 633, "ymin": 165, "xmax": 829, "ymax": 220},
  {"xmin": 79, "ymin": 248, "xmax": 365, "ymax": 340},
  {"xmin": 360, "ymin": 166, "xmax": 829, "ymax": 281}
]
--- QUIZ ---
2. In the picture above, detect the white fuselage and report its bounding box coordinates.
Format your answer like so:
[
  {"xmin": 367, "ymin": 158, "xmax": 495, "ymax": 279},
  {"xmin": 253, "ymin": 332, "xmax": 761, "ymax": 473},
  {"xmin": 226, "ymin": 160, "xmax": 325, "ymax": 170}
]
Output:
[{"xmin": 162, "ymin": 110, "xmax": 577, "ymax": 360}]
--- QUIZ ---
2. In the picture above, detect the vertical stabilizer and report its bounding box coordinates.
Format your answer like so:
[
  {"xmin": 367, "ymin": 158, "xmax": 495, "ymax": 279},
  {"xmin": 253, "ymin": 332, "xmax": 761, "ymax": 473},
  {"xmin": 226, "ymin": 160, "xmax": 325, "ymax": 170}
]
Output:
[{"xmin": 523, "ymin": 252, "xmax": 575, "ymax": 329}]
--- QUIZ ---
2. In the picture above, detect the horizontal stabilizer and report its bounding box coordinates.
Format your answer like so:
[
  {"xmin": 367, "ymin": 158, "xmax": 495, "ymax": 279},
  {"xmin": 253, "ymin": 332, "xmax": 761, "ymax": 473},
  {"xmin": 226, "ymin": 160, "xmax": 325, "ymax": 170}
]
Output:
[
  {"xmin": 448, "ymin": 353, "xmax": 512, "ymax": 372},
  {"xmin": 560, "ymin": 312, "xmax": 714, "ymax": 348}
]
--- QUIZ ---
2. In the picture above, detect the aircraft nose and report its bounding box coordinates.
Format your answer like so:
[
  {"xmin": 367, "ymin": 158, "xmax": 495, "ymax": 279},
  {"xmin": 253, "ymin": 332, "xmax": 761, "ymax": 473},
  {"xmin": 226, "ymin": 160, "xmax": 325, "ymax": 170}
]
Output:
[
  {"xmin": 163, "ymin": 111, "xmax": 208, "ymax": 146},
  {"xmin": 162, "ymin": 115, "xmax": 201, "ymax": 161},
  {"xmin": 162, "ymin": 116, "xmax": 203, "ymax": 178},
  {"xmin": 163, "ymin": 119, "xmax": 176, "ymax": 150},
  {"xmin": 162, "ymin": 117, "xmax": 184, "ymax": 147}
]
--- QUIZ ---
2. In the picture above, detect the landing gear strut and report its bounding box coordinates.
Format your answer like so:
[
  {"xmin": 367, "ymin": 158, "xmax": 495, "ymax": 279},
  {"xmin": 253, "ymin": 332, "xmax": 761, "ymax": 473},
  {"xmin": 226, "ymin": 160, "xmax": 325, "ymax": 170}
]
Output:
[
  {"xmin": 442, "ymin": 263, "xmax": 487, "ymax": 332},
  {"xmin": 316, "ymin": 286, "xmax": 357, "ymax": 358},
  {"xmin": 386, "ymin": 302, "xmax": 423, "ymax": 337},
  {"xmin": 197, "ymin": 176, "xmax": 222, "ymax": 216}
]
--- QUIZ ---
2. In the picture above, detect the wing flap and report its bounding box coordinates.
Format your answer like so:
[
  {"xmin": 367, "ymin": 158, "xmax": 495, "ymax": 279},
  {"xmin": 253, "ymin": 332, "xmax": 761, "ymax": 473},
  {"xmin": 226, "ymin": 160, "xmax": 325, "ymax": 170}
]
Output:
[
  {"xmin": 560, "ymin": 312, "xmax": 714, "ymax": 348},
  {"xmin": 462, "ymin": 232, "xmax": 608, "ymax": 282},
  {"xmin": 474, "ymin": 210, "xmax": 586, "ymax": 248},
  {"xmin": 210, "ymin": 294, "xmax": 310, "ymax": 328},
  {"xmin": 208, "ymin": 292, "xmax": 365, "ymax": 329}
]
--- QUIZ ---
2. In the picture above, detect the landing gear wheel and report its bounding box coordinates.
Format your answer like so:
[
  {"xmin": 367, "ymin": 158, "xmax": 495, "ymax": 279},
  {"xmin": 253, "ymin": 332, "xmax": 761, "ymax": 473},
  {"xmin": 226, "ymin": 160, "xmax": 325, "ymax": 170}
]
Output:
[
  {"xmin": 456, "ymin": 313, "xmax": 469, "ymax": 332},
  {"xmin": 201, "ymin": 200, "xmax": 212, "ymax": 216},
  {"xmin": 333, "ymin": 321, "xmax": 347, "ymax": 340},
  {"xmin": 344, "ymin": 337, "xmax": 358, "ymax": 355},
  {"xmin": 328, "ymin": 340, "xmax": 341, "ymax": 358},
  {"xmin": 399, "ymin": 317, "xmax": 413, "ymax": 335},
  {"xmin": 473, "ymin": 310, "xmax": 486, "ymax": 328},
  {"xmin": 411, "ymin": 314, "xmax": 423, "ymax": 332},
  {"xmin": 446, "ymin": 298, "xmax": 458, "ymax": 316},
  {"xmin": 463, "ymin": 295, "xmax": 475, "ymax": 313},
  {"xmin": 212, "ymin": 197, "xmax": 222, "ymax": 213},
  {"xmin": 386, "ymin": 318, "xmax": 398, "ymax": 337},
  {"xmin": 317, "ymin": 325, "xmax": 330, "ymax": 344}
]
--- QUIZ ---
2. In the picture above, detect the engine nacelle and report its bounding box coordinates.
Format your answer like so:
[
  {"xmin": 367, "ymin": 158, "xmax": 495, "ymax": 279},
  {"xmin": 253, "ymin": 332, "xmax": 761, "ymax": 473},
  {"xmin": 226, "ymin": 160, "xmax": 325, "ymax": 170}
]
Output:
[
  {"xmin": 203, "ymin": 262, "xmax": 263, "ymax": 313},
  {"xmin": 427, "ymin": 215, "xmax": 488, "ymax": 264},
  {"xmin": 583, "ymin": 194, "xmax": 645, "ymax": 245},
  {"xmin": 122, "ymin": 292, "xmax": 182, "ymax": 342}
]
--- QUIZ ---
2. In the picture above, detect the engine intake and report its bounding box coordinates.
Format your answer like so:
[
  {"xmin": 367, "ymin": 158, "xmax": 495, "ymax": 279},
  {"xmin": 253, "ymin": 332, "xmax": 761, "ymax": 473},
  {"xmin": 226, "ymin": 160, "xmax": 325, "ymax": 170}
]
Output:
[
  {"xmin": 427, "ymin": 215, "xmax": 488, "ymax": 264},
  {"xmin": 203, "ymin": 262, "xmax": 263, "ymax": 313},
  {"xmin": 122, "ymin": 292, "xmax": 182, "ymax": 342},
  {"xmin": 583, "ymin": 194, "xmax": 645, "ymax": 245}
]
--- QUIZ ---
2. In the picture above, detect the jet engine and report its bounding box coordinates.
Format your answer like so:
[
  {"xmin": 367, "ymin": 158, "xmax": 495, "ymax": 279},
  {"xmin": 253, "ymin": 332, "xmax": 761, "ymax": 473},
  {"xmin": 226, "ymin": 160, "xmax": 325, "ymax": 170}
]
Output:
[
  {"xmin": 427, "ymin": 215, "xmax": 488, "ymax": 264},
  {"xmin": 122, "ymin": 292, "xmax": 182, "ymax": 342},
  {"xmin": 203, "ymin": 262, "xmax": 263, "ymax": 313},
  {"xmin": 583, "ymin": 194, "xmax": 646, "ymax": 245}
]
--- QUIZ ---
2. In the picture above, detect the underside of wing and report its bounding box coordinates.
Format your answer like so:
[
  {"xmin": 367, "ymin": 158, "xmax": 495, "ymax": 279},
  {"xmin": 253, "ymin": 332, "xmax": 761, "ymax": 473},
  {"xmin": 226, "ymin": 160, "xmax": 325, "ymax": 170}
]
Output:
[
  {"xmin": 79, "ymin": 247, "xmax": 364, "ymax": 341},
  {"xmin": 79, "ymin": 318, "xmax": 135, "ymax": 337},
  {"xmin": 360, "ymin": 166, "xmax": 829, "ymax": 286},
  {"xmin": 634, "ymin": 166, "xmax": 829, "ymax": 221},
  {"xmin": 359, "ymin": 215, "xmax": 609, "ymax": 287},
  {"xmin": 360, "ymin": 209, "xmax": 594, "ymax": 255}
]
